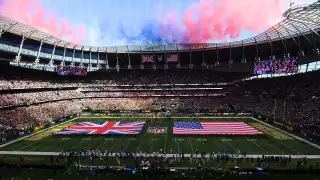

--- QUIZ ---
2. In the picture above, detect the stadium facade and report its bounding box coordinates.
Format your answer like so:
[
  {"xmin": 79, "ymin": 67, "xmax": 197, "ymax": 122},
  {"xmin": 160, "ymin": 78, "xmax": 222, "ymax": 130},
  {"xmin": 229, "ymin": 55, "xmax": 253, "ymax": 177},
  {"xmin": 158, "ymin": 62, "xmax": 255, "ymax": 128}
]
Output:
[{"xmin": 0, "ymin": 2, "xmax": 319, "ymax": 73}]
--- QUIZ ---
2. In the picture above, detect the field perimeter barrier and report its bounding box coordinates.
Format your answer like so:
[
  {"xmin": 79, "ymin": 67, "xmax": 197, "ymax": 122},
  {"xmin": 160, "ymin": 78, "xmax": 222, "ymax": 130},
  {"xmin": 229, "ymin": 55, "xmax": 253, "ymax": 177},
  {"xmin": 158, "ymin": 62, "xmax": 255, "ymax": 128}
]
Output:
[{"xmin": 0, "ymin": 151, "xmax": 319, "ymax": 159}]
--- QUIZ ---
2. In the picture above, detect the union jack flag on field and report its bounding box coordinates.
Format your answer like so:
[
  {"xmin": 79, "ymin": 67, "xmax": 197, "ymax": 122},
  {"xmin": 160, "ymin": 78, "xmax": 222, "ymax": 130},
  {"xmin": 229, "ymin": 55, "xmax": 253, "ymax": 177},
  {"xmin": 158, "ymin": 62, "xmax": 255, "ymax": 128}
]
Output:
[
  {"xmin": 142, "ymin": 55, "xmax": 153, "ymax": 63},
  {"xmin": 55, "ymin": 121, "xmax": 145, "ymax": 135},
  {"xmin": 173, "ymin": 121, "xmax": 263, "ymax": 135}
]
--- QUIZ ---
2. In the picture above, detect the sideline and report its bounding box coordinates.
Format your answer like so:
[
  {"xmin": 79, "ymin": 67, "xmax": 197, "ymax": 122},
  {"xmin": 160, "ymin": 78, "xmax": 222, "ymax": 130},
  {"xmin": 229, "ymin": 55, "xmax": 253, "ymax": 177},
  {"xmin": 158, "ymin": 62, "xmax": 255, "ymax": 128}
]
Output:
[
  {"xmin": 80, "ymin": 116, "xmax": 252, "ymax": 119},
  {"xmin": 0, "ymin": 151, "xmax": 319, "ymax": 159},
  {"xmin": 250, "ymin": 117, "xmax": 320, "ymax": 150},
  {"xmin": 0, "ymin": 118, "xmax": 78, "ymax": 148}
]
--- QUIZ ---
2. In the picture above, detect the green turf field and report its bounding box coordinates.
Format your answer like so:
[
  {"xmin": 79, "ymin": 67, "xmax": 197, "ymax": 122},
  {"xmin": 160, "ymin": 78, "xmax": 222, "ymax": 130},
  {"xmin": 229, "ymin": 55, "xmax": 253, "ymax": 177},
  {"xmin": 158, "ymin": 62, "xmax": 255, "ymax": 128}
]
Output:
[{"xmin": 1, "ymin": 116, "xmax": 320, "ymax": 155}]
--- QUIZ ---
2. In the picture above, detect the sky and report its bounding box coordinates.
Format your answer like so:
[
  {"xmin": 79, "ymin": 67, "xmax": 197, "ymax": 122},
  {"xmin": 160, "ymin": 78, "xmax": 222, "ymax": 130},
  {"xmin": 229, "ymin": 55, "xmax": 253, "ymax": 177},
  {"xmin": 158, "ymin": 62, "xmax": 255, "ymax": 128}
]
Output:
[{"xmin": 0, "ymin": 0, "xmax": 316, "ymax": 46}]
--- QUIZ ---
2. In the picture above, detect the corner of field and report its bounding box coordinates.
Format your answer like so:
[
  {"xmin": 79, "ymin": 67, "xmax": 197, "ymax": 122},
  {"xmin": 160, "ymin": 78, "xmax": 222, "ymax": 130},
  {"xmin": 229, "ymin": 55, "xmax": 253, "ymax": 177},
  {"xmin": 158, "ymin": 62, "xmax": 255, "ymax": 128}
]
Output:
[{"xmin": 0, "ymin": 117, "xmax": 79, "ymax": 149}]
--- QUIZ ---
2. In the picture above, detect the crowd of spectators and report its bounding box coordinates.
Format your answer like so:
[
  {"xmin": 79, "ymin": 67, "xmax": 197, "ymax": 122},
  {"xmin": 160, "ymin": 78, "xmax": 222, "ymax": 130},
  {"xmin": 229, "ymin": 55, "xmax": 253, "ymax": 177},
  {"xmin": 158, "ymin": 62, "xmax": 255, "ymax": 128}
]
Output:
[
  {"xmin": 81, "ymin": 97, "xmax": 223, "ymax": 113},
  {"xmin": 0, "ymin": 100, "xmax": 83, "ymax": 142},
  {"xmin": 0, "ymin": 62, "xmax": 320, "ymax": 142},
  {"xmin": 0, "ymin": 90, "xmax": 84, "ymax": 107},
  {"xmin": 83, "ymin": 91, "xmax": 226, "ymax": 98},
  {"xmin": 0, "ymin": 100, "xmax": 83, "ymax": 129},
  {"xmin": 0, "ymin": 65, "xmax": 247, "ymax": 90},
  {"xmin": 233, "ymin": 70, "xmax": 320, "ymax": 135}
]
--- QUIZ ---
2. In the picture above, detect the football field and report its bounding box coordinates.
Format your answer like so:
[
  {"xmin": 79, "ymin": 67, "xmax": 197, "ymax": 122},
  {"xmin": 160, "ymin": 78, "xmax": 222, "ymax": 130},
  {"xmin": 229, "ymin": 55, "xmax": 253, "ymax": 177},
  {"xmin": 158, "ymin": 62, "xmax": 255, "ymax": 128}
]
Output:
[{"xmin": 1, "ymin": 116, "xmax": 320, "ymax": 155}]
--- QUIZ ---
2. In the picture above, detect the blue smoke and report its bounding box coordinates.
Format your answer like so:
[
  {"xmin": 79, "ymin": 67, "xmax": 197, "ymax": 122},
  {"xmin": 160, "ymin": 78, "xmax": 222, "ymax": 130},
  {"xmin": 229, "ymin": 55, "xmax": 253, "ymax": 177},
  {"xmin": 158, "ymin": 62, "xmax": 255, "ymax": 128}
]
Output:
[{"xmin": 119, "ymin": 22, "xmax": 181, "ymax": 44}]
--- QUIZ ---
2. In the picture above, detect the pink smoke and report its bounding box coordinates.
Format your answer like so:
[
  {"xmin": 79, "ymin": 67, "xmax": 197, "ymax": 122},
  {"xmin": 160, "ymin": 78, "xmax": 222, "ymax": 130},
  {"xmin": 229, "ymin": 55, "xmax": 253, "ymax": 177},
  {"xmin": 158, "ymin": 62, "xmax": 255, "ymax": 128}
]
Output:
[
  {"xmin": 161, "ymin": 0, "xmax": 285, "ymax": 43},
  {"xmin": 0, "ymin": 0, "xmax": 85, "ymax": 44}
]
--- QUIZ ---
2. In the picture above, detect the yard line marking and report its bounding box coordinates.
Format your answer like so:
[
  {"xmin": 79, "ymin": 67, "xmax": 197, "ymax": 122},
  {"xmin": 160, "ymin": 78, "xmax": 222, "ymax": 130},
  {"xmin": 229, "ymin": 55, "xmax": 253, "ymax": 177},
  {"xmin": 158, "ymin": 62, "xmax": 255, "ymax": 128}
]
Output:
[
  {"xmin": 276, "ymin": 140, "xmax": 301, "ymax": 155},
  {"xmin": 149, "ymin": 144, "xmax": 153, "ymax": 153},
  {"xmin": 136, "ymin": 122, "xmax": 152, "ymax": 152},
  {"xmin": 164, "ymin": 126, "xmax": 168, "ymax": 153},
  {"xmin": 219, "ymin": 140, "xmax": 229, "ymax": 153},
  {"xmin": 224, "ymin": 161, "xmax": 230, "ymax": 171},
  {"xmin": 212, "ymin": 138, "xmax": 223, "ymax": 153},
  {"xmin": 244, "ymin": 135, "xmax": 270, "ymax": 154},
  {"xmin": 267, "ymin": 143, "xmax": 285, "ymax": 155},
  {"xmin": 148, "ymin": 123, "xmax": 161, "ymax": 153},
  {"xmin": 16, "ymin": 135, "xmax": 53, "ymax": 151},
  {"xmin": 72, "ymin": 145, "xmax": 79, "ymax": 151},
  {"xmin": 225, "ymin": 140, "xmax": 237, "ymax": 153},
  {"xmin": 122, "ymin": 138, "xmax": 133, "ymax": 152},
  {"xmin": 16, "ymin": 140, "xmax": 43, "ymax": 151},
  {"xmin": 216, "ymin": 160, "xmax": 221, "ymax": 169},
  {"xmin": 42, "ymin": 144, "xmax": 55, "ymax": 151},
  {"xmin": 108, "ymin": 144, "xmax": 117, "ymax": 152},
  {"xmin": 188, "ymin": 138, "xmax": 194, "ymax": 154},
  {"xmin": 98, "ymin": 139, "xmax": 110, "ymax": 149},
  {"xmin": 251, "ymin": 141, "xmax": 270, "ymax": 154},
  {"xmin": 148, "ymin": 136, "xmax": 156, "ymax": 153}
]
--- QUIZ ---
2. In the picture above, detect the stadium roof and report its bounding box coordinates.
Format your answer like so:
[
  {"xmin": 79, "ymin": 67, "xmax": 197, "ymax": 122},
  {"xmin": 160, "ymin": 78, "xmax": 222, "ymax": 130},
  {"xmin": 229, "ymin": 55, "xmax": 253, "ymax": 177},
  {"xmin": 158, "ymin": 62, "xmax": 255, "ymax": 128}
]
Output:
[{"xmin": 0, "ymin": 1, "xmax": 319, "ymax": 53}]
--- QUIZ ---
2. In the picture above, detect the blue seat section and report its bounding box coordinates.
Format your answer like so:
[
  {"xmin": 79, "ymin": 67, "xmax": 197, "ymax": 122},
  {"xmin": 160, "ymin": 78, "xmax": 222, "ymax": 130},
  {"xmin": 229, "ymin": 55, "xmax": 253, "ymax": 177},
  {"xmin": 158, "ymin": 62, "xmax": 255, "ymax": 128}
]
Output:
[{"xmin": 0, "ymin": 37, "xmax": 21, "ymax": 47}]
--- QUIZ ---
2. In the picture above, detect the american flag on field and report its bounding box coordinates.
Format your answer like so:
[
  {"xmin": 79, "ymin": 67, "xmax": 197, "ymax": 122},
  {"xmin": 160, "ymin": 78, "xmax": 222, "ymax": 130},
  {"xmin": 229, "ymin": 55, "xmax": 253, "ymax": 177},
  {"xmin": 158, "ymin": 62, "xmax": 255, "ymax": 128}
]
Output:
[
  {"xmin": 173, "ymin": 121, "xmax": 263, "ymax": 135},
  {"xmin": 167, "ymin": 54, "xmax": 178, "ymax": 63},
  {"xmin": 55, "ymin": 121, "xmax": 145, "ymax": 135}
]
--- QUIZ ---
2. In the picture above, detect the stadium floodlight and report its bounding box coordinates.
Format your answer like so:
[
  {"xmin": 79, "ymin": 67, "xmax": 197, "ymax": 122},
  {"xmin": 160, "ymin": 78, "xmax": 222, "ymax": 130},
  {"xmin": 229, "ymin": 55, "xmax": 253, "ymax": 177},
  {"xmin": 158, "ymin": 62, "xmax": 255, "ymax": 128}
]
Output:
[
  {"xmin": 0, "ymin": 22, "xmax": 18, "ymax": 37},
  {"xmin": 228, "ymin": 60, "xmax": 233, "ymax": 68},
  {"xmin": 33, "ymin": 58, "xmax": 39, "ymax": 67},
  {"xmin": 48, "ymin": 60, "xmax": 54, "ymax": 67},
  {"xmin": 202, "ymin": 61, "xmax": 206, "ymax": 67}
]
